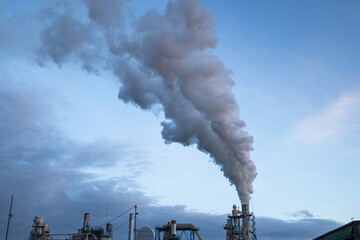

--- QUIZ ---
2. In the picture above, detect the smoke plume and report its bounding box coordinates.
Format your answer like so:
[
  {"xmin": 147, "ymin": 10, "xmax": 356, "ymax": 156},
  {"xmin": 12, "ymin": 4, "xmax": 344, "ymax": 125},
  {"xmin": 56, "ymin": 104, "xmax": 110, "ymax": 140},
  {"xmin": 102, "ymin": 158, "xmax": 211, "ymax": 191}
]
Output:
[{"xmin": 39, "ymin": 0, "xmax": 257, "ymax": 204}]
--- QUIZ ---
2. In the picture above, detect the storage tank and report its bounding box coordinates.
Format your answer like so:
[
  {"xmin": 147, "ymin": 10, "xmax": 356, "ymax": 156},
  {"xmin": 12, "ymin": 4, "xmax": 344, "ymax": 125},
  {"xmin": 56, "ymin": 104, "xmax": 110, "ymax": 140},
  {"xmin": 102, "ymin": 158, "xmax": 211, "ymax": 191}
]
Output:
[{"xmin": 137, "ymin": 227, "xmax": 155, "ymax": 240}]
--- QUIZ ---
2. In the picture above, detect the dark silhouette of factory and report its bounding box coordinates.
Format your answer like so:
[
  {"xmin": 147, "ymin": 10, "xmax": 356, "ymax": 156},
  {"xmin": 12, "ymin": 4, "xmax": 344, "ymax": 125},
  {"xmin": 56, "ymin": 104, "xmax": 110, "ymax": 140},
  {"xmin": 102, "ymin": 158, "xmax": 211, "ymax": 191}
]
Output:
[
  {"xmin": 26, "ymin": 204, "xmax": 256, "ymax": 240},
  {"xmin": 313, "ymin": 221, "xmax": 360, "ymax": 240}
]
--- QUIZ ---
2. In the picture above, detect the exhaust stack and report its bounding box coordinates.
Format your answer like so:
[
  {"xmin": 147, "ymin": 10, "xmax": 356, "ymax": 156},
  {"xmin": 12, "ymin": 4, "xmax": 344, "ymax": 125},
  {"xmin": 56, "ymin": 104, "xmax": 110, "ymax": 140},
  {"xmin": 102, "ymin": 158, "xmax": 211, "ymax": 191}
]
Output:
[
  {"xmin": 83, "ymin": 213, "xmax": 90, "ymax": 231},
  {"xmin": 170, "ymin": 220, "xmax": 176, "ymax": 237},
  {"xmin": 225, "ymin": 204, "xmax": 255, "ymax": 240},
  {"xmin": 241, "ymin": 204, "xmax": 250, "ymax": 240},
  {"xmin": 128, "ymin": 213, "xmax": 135, "ymax": 240}
]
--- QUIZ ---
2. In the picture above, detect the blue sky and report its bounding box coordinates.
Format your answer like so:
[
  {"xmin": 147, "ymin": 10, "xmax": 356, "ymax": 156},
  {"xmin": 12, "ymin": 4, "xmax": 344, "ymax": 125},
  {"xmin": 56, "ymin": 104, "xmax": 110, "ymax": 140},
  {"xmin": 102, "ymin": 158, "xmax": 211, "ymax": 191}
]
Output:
[
  {"xmin": 1, "ymin": 1, "xmax": 359, "ymax": 240},
  {"xmin": 204, "ymin": 0, "xmax": 360, "ymax": 220}
]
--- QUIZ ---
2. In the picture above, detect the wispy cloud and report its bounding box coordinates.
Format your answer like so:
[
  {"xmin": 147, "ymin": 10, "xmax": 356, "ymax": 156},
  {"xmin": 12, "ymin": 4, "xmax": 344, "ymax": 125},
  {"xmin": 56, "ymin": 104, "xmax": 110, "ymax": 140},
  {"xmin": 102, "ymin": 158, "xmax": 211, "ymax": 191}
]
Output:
[
  {"xmin": 257, "ymin": 216, "xmax": 340, "ymax": 240},
  {"xmin": 290, "ymin": 91, "xmax": 360, "ymax": 142},
  {"xmin": 291, "ymin": 209, "xmax": 314, "ymax": 219}
]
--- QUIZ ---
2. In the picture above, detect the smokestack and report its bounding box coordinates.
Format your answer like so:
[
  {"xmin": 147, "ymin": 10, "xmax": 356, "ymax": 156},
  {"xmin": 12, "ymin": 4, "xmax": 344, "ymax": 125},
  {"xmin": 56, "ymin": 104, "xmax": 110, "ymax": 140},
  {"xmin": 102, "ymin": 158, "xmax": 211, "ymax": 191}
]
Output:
[
  {"xmin": 241, "ymin": 204, "xmax": 250, "ymax": 240},
  {"xmin": 83, "ymin": 213, "xmax": 89, "ymax": 231},
  {"xmin": 128, "ymin": 213, "xmax": 134, "ymax": 240},
  {"xmin": 171, "ymin": 220, "xmax": 176, "ymax": 237},
  {"xmin": 241, "ymin": 204, "xmax": 249, "ymax": 214}
]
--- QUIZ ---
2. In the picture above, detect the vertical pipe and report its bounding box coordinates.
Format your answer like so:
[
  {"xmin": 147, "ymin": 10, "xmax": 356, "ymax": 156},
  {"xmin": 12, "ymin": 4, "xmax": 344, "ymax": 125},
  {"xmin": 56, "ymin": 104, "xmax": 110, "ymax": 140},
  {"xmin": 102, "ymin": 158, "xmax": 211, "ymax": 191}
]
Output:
[
  {"xmin": 170, "ymin": 220, "xmax": 176, "ymax": 237},
  {"xmin": 134, "ymin": 205, "xmax": 138, "ymax": 240},
  {"xmin": 83, "ymin": 213, "xmax": 90, "ymax": 231},
  {"xmin": 5, "ymin": 194, "xmax": 14, "ymax": 240},
  {"xmin": 106, "ymin": 201, "xmax": 109, "ymax": 224},
  {"xmin": 241, "ymin": 204, "xmax": 250, "ymax": 240},
  {"xmin": 128, "ymin": 213, "xmax": 134, "ymax": 240}
]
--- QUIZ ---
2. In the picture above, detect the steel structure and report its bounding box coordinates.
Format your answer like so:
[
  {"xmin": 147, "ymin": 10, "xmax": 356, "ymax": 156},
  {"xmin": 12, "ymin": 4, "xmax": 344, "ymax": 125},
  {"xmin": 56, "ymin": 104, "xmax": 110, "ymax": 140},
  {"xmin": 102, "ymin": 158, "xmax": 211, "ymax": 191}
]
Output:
[
  {"xmin": 155, "ymin": 223, "xmax": 202, "ymax": 240},
  {"xmin": 224, "ymin": 204, "xmax": 256, "ymax": 240}
]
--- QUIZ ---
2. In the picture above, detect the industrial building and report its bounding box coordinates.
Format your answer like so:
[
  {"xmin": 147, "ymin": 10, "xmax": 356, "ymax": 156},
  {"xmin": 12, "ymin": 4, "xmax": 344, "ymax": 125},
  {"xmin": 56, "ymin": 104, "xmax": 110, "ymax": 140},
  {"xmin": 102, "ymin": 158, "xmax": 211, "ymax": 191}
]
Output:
[
  {"xmin": 27, "ymin": 204, "xmax": 255, "ymax": 240},
  {"xmin": 313, "ymin": 221, "xmax": 360, "ymax": 240},
  {"xmin": 29, "ymin": 213, "xmax": 113, "ymax": 240},
  {"xmin": 155, "ymin": 221, "xmax": 202, "ymax": 240}
]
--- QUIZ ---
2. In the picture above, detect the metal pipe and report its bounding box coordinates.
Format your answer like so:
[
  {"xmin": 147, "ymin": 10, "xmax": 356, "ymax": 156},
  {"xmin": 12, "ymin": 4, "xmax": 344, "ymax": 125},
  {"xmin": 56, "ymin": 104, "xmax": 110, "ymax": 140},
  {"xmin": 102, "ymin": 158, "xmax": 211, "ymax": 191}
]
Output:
[
  {"xmin": 171, "ymin": 220, "xmax": 176, "ymax": 237},
  {"xmin": 86, "ymin": 232, "xmax": 97, "ymax": 240},
  {"xmin": 128, "ymin": 213, "xmax": 135, "ymax": 240},
  {"xmin": 5, "ymin": 194, "xmax": 14, "ymax": 240},
  {"xmin": 134, "ymin": 205, "xmax": 138, "ymax": 240},
  {"xmin": 49, "ymin": 233, "xmax": 79, "ymax": 236},
  {"xmin": 241, "ymin": 204, "xmax": 250, "ymax": 240},
  {"xmin": 250, "ymin": 231, "xmax": 257, "ymax": 240},
  {"xmin": 83, "ymin": 213, "xmax": 90, "ymax": 231}
]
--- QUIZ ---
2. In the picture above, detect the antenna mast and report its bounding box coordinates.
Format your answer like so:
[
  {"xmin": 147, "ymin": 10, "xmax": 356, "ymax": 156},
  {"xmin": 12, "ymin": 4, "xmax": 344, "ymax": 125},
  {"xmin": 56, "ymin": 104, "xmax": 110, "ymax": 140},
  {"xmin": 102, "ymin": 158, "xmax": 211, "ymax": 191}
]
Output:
[
  {"xmin": 134, "ymin": 205, "xmax": 138, "ymax": 240},
  {"xmin": 5, "ymin": 194, "xmax": 14, "ymax": 240},
  {"xmin": 106, "ymin": 201, "xmax": 109, "ymax": 223}
]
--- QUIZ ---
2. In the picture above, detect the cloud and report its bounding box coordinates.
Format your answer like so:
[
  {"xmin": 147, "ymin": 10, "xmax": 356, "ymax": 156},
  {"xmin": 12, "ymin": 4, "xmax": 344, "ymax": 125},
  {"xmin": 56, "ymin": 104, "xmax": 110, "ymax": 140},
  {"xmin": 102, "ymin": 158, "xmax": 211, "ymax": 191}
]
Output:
[
  {"xmin": 0, "ymin": 77, "xmax": 341, "ymax": 240},
  {"xmin": 0, "ymin": 2, "xmax": 345, "ymax": 240},
  {"xmin": 0, "ymin": 80, "xmax": 148, "ymax": 239},
  {"xmin": 256, "ymin": 216, "xmax": 340, "ymax": 240},
  {"xmin": 290, "ymin": 91, "xmax": 360, "ymax": 142},
  {"xmin": 0, "ymin": 3, "xmax": 40, "ymax": 60},
  {"xmin": 291, "ymin": 209, "xmax": 314, "ymax": 218}
]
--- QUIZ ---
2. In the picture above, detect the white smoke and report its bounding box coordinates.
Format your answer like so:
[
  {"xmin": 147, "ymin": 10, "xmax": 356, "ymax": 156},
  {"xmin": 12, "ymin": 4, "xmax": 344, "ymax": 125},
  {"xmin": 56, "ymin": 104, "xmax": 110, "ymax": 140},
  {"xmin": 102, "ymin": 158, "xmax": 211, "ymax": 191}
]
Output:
[{"xmin": 39, "ymin": 0, "xmax": 257, "ymax": 204}]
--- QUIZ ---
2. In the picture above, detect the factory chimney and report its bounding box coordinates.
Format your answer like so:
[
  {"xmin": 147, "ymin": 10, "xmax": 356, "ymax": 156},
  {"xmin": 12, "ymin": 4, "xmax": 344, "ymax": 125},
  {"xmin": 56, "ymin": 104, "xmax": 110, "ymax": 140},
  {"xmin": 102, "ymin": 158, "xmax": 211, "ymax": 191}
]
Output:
[
  {"xmin": 128, "ymin": 213, "xmax": 135, "ymax": 240},
  {"xmin": 170, "ymin": 220, "xmax": 177, "ymax": 237},
  {"xmin": 82, "ymin": 213, "xmax": 90, "ymax": 231},
  {"xmin": 241, "ymin": 204, "xmax": 250, "ymax": 240}
]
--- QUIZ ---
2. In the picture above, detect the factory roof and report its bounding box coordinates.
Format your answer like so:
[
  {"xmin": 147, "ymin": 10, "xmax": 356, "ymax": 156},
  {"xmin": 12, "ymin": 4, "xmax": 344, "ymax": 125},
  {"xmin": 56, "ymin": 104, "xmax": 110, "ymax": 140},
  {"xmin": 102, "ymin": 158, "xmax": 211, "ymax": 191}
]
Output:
[{"xmin": 313, "ymin": 220, "xmax": 360, "ymax": 240}]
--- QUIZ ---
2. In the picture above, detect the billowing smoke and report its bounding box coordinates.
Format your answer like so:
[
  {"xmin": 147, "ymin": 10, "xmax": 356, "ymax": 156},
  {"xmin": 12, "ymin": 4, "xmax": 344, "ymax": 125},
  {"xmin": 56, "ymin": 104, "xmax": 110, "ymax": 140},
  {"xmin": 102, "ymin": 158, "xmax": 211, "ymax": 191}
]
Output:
[{"xmin": 38, "ymin": 0, "xmax": 257, "ymax": 203}]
